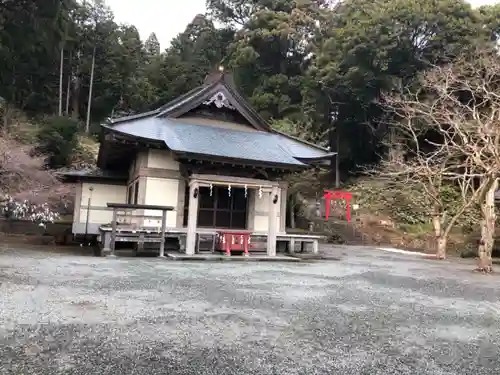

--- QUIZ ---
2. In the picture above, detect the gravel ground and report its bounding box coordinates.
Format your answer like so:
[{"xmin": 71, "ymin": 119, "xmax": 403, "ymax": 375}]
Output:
[{"xmin": 1, "ymin": 246, "xmax": 500, "ymax": 375}]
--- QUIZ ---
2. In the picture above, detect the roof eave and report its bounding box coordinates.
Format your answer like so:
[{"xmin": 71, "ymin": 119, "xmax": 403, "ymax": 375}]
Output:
[
  {"xmin": 305, "ymin": 159, "xmax": 332, "ymax": 167},
  {"xmin": 57, "ymin": 171, "xmax": 128, "ymax": 184},
  {"xmin": 155, "ymin": 84, "xmax": 215, "ymax": 118},
  {"xmin": 295, "ymin": 153, "xmax": 336, "ymax": 167},
  {"xmin": 101, "ymin": 124, "xmax": 165, "ymax": 145},
  {"xmin": 107, "ymin": 108, "xmax": 161, "ymax": 125},
  {"xmin": 296, "ymin": 152, "xmax": 337, "ymax": 162},
  {"xmin": 97, "ymin": 125, "xmax": 166, "ymax": 168},
  {"xmin": 272, "ymin": 128, "xmax": 331, "ymax": 152},
  {"xmin": 156, "ymin": 82, "xmax": 214, "ymax": 113},
  {"xmin": 174, "ymin": 151, "xmax": 310, "ymax": 170}
]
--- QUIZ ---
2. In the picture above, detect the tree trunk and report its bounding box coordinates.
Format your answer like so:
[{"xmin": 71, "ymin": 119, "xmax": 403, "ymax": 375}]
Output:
[
  {"xmin": 477, "ymin": 178, "xmax": 498, "ymax": 273},
  {"xmin": 288, "ymin": 195, "xmax": 296, "ymax": 229},
  {"xmin": 58, "ymin": 46, "xmax": 64, "ymax": 116},
  {"xmin": 388, "ymin": 127, "xmax": 404, "ymax": 163},
  {"xmin": 436, "ymin": 235, "xmax": 447, "ymax": 260},
  {"xmin": 1, "ymin": 102, "xmax": 14, "ymax": 133},
  {"xmin": 432, "ymin": 213, "xmax": 447, "ymax": 259},
  {"xmin": 65, "ymin": 51, "xmax": 72, "ymax": 116},
  {"xmin": 72, "ymin": 51, "xmax": 81, "ymax": 119},
  {"xmin": 85, "ymin": 47, "xmax": 96, "ymax": 134}
]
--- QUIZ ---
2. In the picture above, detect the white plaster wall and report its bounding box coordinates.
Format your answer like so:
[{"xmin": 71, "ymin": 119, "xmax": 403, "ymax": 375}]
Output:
[
  {"xmin": 254, "ymin": 191, "xmax": 270, "ymax": 213},
  {"xmin": 254, "ymin": 215, "xmax": 267, "ymax": 232},
  {"xmin": 252, "ymin": 189, "xmax": 281, "ymax": 232},
  {"xmin": 143, "ymin": 177, "xmax": 179, "ymax": 228},
  {"xmin": 147, "ymin": 150, "xmax": 180, "ymax": 171},
  {"xmin": 78, "ymin": 182, "xmax": 127, "ymax": 224},
  {"xmin": 253, "ymin": 216, "xmax": 281, "ymax": 232}
]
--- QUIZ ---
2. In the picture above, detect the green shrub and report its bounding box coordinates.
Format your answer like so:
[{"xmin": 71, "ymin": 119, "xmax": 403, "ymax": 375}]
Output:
[
  {"xmin": 35, "ymin": 116, "xmax": 80, "ymax": 169},
  {"xmin": 439, "ymin": 184, "xmax": 480, "ymax": 233},
  {"xmin": 345, "ymin": 178, "xmax": 480, "ymax": 230}
]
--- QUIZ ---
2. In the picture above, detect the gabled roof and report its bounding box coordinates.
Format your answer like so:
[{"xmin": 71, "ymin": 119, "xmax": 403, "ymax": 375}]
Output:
[
  {"xmin": 101, "ymin": 72, "xmax": 334, "ymax": 169},
  {"xmin": 109, "ymin": 72, "xmax": 271, "ymax": 132},
  {"xmin": 103, "ymin": 117, "xmax": 333, "ymax": 168}
]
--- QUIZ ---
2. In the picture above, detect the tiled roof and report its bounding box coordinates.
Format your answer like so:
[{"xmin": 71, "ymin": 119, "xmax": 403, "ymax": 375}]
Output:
[{"xmin": 107, "ymin": 117, "xmax": 332, "ymax": 167}]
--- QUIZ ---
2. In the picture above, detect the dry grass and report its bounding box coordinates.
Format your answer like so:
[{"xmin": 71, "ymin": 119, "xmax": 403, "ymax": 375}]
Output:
[
  {"xmin": 0, "ymin": 135, "xmax": 73, "ymax": 210},
  {"xmin": 73, "ymin": 135, "xmax": 99, "ymax": 166}
]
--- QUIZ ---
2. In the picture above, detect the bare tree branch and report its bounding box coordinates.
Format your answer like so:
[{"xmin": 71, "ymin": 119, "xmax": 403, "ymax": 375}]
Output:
[{"xmin": 368, "ymin": 47, "xmax": 500, "ymax": 262}]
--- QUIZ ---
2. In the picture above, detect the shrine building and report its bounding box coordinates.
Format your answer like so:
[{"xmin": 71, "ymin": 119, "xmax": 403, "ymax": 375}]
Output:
[{"xmin": 62, "ymin": 72, "xmax": 333, "ymax": 257}]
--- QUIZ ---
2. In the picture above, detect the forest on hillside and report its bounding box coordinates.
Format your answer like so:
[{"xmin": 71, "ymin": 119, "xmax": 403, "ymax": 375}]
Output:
[
  {"xmin": 4, "ymin": 0, "xmax": 500, "ymax": 268},
  {"xmin": 4, "ymin": 0, "xmax": 500, "ymax": 172}
]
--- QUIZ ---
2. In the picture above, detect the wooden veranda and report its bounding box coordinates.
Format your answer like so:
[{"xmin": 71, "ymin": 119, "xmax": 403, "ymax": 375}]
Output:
[{"xmin": 100, "ymin": 203, "xmax": 174, "ymax": 257}]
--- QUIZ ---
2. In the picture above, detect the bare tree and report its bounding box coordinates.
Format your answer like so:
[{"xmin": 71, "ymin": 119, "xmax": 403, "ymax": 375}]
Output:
[
  {"xmin": 426, "ymin": 48, "xmax": 500, "ymax": 272},
  {"xmin": 369, "ymin": 125, "xmax": 487, "ymax": 260},
  {"xmin": 373, "ymin": 48, "xmax": 500, "ymax": 266}
]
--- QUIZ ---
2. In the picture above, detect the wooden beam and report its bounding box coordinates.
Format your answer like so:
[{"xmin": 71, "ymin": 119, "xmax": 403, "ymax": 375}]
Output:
[
  {"xmin": 106, "ymin": 203, "xmax": 174, "ymax": 211},
  {"xmin": 190, "ymin": 173, "xmax": 279, "ymax": 188}
]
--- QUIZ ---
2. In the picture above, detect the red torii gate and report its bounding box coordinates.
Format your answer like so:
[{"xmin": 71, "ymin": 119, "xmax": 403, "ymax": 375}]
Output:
[{"xmin": 323, "ymin": 190, "xmax": 352, "ymax": 222}]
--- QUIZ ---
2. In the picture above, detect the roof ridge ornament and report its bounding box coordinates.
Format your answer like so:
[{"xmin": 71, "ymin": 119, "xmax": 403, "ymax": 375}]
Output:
[{"xmin": 203, "ymin": 91, "xmax": 236, "ymax": 110}]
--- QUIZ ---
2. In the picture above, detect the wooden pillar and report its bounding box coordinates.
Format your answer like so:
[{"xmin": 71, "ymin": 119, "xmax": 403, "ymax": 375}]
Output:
[
  {"xmin": 186, "ymin": 181, "xmax": 199, "ymax": 255},
  {"xmin": 267, "ymin": 186, "xmax": 278, "ymax": 256},
  {"xmin": 159, "ymin": 208, "xmax": 167, "ymax": 257},
  {"xmin": 176, "ymin": 178, "xmax": 186, "ymax": 227}
]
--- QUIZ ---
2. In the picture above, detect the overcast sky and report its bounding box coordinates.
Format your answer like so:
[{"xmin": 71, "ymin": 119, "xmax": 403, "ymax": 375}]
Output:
[{"xmin": 105, "ymin": 0, "xmax": 499, "ymax": 50}]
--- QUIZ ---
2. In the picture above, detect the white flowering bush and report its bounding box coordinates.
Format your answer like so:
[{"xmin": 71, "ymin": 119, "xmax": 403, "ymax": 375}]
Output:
[{"xmin": 0, "ymin": 195, "xmax": 59, "ymax": 227}]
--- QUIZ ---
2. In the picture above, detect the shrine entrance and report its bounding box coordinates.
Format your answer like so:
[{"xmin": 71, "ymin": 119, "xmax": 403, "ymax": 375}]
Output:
[
  {"xmin": 184, "ymin": 174, "xmax": 279, "ymax": 256},
  {"xmin": 183, "ymin": 185, "xmax": 248, "ymax": 229}
]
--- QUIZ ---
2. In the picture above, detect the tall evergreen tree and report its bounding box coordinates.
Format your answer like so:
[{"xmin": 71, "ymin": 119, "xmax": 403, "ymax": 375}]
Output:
[{"xmin": 145, "ymin": 32, "xmax": 161, "ymax": 58}]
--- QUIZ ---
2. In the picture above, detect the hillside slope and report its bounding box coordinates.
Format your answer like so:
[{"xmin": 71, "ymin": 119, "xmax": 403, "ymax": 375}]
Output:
[
  {"xmin": 294, "ymin": 173, "xmax": 473, "ymax": 255},
  {"xmin": 0, "ymin": 114, "xmax": 100, "ymax": 219}
]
